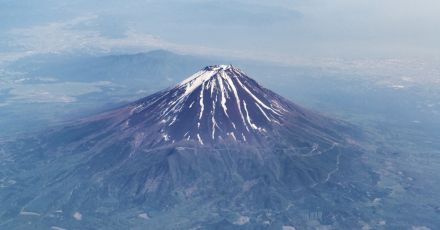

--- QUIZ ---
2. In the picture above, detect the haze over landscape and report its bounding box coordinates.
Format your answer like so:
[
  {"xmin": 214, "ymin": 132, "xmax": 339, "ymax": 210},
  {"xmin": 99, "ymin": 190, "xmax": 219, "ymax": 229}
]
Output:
[{"xmin": 1, "ymin": 1, "xmax": 440, "ymax": 229}]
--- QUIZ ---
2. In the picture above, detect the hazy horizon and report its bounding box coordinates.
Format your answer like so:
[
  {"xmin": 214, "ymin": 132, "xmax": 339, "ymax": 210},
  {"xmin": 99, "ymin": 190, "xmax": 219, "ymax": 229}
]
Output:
[{"xmin": 1, "ymin": 0, "xmax": 439, "ymax": 80}]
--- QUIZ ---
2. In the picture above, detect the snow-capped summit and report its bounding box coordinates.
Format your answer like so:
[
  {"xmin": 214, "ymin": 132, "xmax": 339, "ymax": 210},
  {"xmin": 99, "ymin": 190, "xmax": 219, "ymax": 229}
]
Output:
[
  {"xmin": 125, "ymin": 64, "xmax": 291, "ymax": 146},
  {"xmin": 83, "ymin": 65, "xmax": 344, "ymax": 148}
]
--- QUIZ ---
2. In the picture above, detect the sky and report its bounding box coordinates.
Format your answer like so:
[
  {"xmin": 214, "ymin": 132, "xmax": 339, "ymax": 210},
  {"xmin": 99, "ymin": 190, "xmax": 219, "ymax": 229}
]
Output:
[{"xmin": 0, "ymin": 0, "xmax": 439, "ymax": 78}]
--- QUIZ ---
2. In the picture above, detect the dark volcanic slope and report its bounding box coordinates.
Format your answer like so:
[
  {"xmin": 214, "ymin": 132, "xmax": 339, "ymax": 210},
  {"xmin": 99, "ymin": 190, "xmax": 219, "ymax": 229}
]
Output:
[
  {"xmin": 78, "ymin": 65, "xmax": 350, "ymax": 149},
  {"xmin": 0, "ymin": 65, "xmax": 380, "ymax": 230}
]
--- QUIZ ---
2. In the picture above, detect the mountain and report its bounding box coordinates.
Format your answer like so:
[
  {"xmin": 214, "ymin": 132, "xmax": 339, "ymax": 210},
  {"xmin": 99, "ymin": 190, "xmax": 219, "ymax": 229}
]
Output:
[{"xmin": 0, "ymin": 66, "xmax": 379, "ymax": 230}]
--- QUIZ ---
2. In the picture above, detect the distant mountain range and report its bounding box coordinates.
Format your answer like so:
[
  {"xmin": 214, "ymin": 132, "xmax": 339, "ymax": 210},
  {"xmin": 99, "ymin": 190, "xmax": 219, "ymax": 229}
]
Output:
[{"xmin": 8, "ymin": 50, "xmax": 216, "ymax": 87}]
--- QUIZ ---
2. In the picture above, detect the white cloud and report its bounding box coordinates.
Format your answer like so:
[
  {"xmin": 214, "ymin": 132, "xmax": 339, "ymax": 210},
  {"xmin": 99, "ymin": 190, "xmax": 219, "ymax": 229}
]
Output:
[
  {"xmin": 73, "ymin": 211, "xmax": 82, "ymax": 221},
  {"xmin": 8, "ymin": 15, "xmax": 164, "ymax": 54},
  {"xmin": 2, "ymin": 15, "xmax": 257, "ymax": 64}
]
